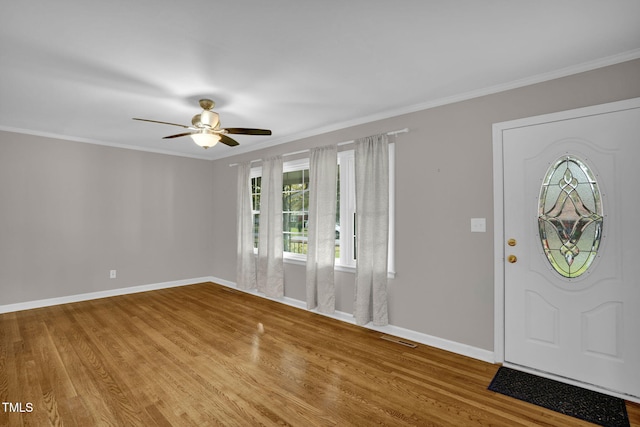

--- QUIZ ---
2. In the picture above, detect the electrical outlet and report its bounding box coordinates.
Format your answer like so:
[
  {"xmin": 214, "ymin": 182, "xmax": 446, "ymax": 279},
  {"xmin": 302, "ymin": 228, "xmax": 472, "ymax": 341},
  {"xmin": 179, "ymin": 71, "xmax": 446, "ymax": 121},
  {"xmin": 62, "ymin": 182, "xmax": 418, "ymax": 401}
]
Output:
[{"xmin": 110, "ymin": 270, "xmax": 117, "ymax": 279}]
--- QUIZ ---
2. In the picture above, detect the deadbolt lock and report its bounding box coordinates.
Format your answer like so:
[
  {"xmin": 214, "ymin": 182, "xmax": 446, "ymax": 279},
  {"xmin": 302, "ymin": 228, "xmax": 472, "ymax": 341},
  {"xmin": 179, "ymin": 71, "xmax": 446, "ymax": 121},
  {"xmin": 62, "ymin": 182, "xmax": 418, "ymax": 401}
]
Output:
[
  {"xmin": 507, "ymin": 238, "xmax": 517, "ymax": 246},
  {"xmin": 507, "ymin": 255, "xmax": 517, "ymax": 263}
]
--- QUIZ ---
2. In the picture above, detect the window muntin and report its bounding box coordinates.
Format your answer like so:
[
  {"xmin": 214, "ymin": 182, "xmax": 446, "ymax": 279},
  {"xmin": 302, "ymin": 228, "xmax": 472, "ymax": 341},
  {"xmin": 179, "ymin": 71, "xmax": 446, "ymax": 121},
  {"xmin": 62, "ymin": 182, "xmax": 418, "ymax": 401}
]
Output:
[{"xmin": 538, "ymin": 155, "xmax": 603, "ymax": 278}]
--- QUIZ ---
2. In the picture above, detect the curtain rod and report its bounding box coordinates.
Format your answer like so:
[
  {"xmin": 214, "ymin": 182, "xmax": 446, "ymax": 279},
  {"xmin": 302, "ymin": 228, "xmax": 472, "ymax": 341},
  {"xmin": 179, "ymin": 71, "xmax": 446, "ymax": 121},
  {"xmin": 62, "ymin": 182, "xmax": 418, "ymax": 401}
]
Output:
[{"xmin": 229, "ymin": 127, "xmax": 408, "ymax": 167}]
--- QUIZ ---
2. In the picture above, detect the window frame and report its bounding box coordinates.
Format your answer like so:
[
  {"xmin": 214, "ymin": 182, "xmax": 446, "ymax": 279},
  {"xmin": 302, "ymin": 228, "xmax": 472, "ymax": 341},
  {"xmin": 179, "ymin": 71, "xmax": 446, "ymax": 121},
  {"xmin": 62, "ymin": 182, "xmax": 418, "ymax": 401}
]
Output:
[
  {"xmin": 282, "ymin": 157, "xmax": 311, "ymax": 263},
  {"xmin": 250, "ymin": 144, "xmax": 395, "ymax": 276}
]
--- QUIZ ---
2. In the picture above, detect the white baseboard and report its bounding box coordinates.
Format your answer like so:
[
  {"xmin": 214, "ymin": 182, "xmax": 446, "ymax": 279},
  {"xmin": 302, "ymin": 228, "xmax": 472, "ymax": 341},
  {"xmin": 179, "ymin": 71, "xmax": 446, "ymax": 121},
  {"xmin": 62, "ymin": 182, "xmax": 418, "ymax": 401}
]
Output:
[
  {"xmin": 1, "ymin": 276, "xmax": 495, "ymax": 364},
  {"xmin": 0, "ymin": 276, "xmax": 215, "ymax": 314},
  {"xmin": 210, "ymin": 276, "xmax": 495, "ymax": 364}
]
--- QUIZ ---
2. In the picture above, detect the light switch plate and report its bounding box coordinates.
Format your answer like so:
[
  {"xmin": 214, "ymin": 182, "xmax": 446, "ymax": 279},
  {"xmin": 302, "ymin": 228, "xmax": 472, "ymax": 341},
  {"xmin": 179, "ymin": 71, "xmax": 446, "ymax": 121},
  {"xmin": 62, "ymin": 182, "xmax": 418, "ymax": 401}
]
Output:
[{"xmin": 471, "ymin": 218, "xmax": 486, "ymax": 232}]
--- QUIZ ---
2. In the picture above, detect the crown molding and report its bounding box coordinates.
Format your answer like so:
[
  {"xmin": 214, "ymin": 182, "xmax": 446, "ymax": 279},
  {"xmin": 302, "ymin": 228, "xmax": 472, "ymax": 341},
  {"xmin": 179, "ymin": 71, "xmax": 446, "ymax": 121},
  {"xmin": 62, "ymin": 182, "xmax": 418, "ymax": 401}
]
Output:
[{"xmin": 4, "ymin": 49, "xmax": 639, "ymax": 162}]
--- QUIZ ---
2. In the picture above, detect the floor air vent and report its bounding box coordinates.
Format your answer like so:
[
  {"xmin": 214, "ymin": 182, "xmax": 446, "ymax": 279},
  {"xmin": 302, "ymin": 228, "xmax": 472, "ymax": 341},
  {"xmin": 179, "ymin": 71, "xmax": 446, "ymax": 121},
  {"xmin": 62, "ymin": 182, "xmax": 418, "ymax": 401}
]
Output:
[{"xmin": 380, "ymin": 335, "xmax": 418, "ymax": 348}]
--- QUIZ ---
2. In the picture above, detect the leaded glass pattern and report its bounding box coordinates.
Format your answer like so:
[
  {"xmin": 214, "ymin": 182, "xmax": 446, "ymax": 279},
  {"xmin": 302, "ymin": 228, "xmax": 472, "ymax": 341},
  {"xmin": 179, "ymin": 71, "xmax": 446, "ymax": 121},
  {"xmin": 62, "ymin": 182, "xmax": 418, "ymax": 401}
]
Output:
[{"xmin": 538, "ymin": 156, "xmax": 603, "ymax": 278}]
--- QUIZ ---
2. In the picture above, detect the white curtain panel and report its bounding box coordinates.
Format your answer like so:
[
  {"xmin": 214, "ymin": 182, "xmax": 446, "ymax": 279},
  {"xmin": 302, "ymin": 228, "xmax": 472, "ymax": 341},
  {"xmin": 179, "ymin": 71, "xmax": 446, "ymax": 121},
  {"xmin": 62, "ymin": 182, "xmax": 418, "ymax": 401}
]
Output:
[
  {"xmin": 306, "ymin": 145, "xmax": 338, "ymax": 313},
  {"xmin": 236, "ymin": 161, "xmax": 256, "ymax": 290},
  {"xmin": 257, "ymin": 156, "xmax": 284, "ymax": 298},
  {"xmin": 354, "ymin": 134, "xmax": 389, "ymax": 326}
]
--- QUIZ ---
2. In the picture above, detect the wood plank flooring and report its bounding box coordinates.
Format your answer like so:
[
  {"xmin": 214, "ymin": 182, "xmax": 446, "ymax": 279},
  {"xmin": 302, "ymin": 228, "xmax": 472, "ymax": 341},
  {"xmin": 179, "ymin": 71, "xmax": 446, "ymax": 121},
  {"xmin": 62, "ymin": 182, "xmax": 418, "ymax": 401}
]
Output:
[{"xmin": 1, "ymin": 282, "xmax": 639, "ymax": 426}]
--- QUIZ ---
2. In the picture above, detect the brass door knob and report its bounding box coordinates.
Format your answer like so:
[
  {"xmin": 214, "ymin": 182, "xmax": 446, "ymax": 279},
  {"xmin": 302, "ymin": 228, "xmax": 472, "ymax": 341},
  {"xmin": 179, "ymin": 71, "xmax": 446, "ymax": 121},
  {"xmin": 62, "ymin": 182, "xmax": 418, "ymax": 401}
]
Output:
[
  {"xmin": 507, "ymin": 238, "xmax": 517, "ymax": 246},
  {"xmin": 508, "ymin": 255, "xmax": 517, "ymax": 263}
]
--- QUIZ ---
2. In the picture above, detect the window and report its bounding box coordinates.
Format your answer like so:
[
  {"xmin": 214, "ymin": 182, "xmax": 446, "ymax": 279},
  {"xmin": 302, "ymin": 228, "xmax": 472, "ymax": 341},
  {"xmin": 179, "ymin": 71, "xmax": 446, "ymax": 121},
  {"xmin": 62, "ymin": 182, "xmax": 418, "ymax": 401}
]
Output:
[
  {"xmin": 250, "ymin": 175, "xmax": 261, "ymax": 249},
  {"xmin": 538, "ymin": 155, "xmax": 603, "ymax": 278},
  {"xmin": 282, "ymin": 160, "xmax": 310, "ymax": 257},
  {"xmin": 250, "ymin": 145, "xmax": 395, "ymax": 273}
]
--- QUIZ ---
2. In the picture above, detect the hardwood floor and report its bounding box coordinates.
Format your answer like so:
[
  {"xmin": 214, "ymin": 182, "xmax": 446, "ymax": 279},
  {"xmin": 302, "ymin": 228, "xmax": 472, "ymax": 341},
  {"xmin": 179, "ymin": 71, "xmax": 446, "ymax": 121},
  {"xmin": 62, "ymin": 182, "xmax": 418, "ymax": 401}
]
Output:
[{"xmin": 1, "ymin": 282, "xmax": 639, "ymax": 426}]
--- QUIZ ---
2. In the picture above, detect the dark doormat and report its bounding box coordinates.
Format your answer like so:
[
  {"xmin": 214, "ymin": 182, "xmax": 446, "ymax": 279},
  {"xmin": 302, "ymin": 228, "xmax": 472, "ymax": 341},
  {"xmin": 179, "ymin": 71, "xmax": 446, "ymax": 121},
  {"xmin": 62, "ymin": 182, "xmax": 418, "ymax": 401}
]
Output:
[{"xmin": 488, "ymin": 366, "xmax": 629, "ymax": 427}]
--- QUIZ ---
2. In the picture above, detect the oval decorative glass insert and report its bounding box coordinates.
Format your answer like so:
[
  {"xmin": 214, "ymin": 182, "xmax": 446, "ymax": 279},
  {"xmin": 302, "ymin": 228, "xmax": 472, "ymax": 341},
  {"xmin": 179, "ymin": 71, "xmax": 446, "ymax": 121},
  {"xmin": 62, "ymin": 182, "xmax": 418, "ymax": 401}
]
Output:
[{"xmin": 538, "ymin": 155, "xmax": 603, "ymax": 278}]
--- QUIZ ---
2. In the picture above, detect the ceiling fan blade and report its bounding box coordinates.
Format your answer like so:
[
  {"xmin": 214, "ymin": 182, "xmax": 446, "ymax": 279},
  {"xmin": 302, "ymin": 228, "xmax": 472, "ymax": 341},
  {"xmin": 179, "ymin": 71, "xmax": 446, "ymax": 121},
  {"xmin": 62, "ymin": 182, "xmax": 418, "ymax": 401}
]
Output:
[
  {"xmin": 133, "ymin": 118, "xmax": 191, "ymax": 129},
  {"xmin": 219, "ymin": 134, "xmax": 240, "ymax": 146},
  {"xmin": 162, "ymin": 132, "xmax": 194, "ymax": 139},
  {"xmin": 224, "ymin": 128, "xmax": 272, "ymax": 135}
]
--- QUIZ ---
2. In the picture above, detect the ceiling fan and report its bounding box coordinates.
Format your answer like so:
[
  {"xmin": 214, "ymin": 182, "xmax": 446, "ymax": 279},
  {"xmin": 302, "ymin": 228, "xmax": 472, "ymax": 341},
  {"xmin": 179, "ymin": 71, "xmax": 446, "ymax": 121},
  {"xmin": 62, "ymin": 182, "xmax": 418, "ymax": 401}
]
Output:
[{"xmin": 133, "ymin": 99, "xmax": 271, "ymax": 149}]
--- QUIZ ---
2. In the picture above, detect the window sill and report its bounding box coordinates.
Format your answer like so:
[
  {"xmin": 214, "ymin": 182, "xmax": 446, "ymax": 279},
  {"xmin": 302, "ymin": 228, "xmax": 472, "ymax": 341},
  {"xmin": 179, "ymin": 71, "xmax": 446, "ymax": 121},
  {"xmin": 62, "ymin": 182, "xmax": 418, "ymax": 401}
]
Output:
[{"xmin": 283, "ymin": 256, "xmax": 396, "ymax": 278}]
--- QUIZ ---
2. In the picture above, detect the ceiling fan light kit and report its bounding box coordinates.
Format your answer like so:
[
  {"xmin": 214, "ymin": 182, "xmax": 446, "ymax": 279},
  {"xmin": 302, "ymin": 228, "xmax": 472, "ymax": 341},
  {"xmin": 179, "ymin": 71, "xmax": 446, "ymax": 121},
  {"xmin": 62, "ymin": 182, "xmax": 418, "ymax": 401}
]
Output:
[
  {"xmin": 133, "ymin": 99, "xmax": 271, "ymax": 149},
  {"xmin": 191, "ymin": 131, "xmax": 221, "ymax": 148}
]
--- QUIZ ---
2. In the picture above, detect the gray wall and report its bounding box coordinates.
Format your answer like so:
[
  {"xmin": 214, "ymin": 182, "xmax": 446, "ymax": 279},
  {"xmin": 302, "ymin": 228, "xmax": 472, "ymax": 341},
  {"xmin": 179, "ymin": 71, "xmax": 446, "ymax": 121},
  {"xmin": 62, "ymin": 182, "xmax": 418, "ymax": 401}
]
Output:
[
  {"xmin": 211, "ymin": 59, "xmax": 640, "ymax": 351},
  {"xmin": 0, "ymin": 133, "xmax": 215, "ymax": 304},
  {"xmin": 1, "ymin": 59, "xmax": 639, "ymax": 352}
]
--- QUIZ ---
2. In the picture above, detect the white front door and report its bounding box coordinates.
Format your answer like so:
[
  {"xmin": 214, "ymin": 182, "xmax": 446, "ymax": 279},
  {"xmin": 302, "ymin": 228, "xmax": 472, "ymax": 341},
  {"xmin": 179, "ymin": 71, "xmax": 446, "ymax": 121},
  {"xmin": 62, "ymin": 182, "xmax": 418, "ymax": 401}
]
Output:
[{"xmin": 495, "ymin": 98, "xmax": 640, "ymax": 400}]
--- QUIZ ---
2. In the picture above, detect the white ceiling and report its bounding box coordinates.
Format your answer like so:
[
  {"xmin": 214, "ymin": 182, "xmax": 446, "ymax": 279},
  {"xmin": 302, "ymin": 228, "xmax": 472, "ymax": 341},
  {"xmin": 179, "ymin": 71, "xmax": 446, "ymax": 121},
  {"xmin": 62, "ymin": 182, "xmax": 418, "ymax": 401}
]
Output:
[{"xmin": 1, "ymin": 1, "xmax": 639, "ymax": 160}]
